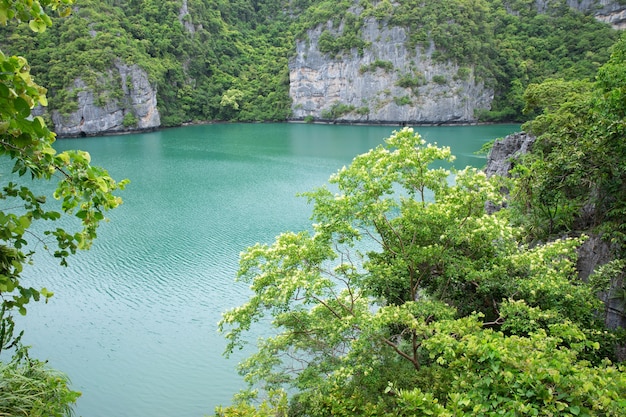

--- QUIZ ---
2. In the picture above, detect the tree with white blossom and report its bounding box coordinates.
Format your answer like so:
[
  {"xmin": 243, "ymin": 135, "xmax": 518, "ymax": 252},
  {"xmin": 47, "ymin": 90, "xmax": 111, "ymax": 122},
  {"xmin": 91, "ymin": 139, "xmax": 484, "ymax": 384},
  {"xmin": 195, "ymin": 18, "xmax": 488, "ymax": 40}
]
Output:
[{"xmin": 218, "ymin": 127, "xmax": 625, "ymax": 417}]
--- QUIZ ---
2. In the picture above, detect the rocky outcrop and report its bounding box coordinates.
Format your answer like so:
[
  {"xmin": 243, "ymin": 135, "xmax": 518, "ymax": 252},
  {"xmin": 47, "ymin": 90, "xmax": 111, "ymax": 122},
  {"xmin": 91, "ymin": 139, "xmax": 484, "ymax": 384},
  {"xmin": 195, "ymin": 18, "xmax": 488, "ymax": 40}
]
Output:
[
  {"xmin": 485, "ymin": 132, "xmax": 536, "ymax": 178},
  {"xmin": 537, "ymin": 0, "xmax": 626, "ymax": 29},
  {"xmin": 566, "ymin": 0, "xmax": 626, "ymax": 28},
  {"xmin": 484, "ymin": 132, "xmax": 535, "ymax": 213},
  {"xmin": 179, "ymin": 0, "xmax": 196, "ymax": 34},
  {"xmin": 51, "ymin": 62, "xmax": 160, "ymax": 137},
  {"xmin": 593, "ymin": 1, "xmax": 626, "ymax": 29},
  {"xmin": 578, "ymin": 237, "xmax": 626, "ymax": 344},
  {"xmin": 289, "ymin": 1, "xmax": 625, "ymax": 124},
  {"xmin": 289, "ymin": 17, "xmax": 493, "ymax": 124}
]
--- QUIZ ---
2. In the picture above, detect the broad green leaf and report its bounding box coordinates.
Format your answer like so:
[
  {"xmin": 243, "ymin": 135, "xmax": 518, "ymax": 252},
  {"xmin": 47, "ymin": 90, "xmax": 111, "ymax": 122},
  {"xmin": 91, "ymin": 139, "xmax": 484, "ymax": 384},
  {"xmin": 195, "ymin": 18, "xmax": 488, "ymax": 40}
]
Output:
[
  {"xmin": 28, "ymin": 18, "xmax": 47, "ymax": 33},
  {"xmin": 38, "ymin": 92, "xmax": 48, "ymax": 106},
  {"xmin": 13, "ymin": 96, "xmax": 31, "ymax": 119},
  {"xmin": 0, "ymin": 83, "xmax": 9, "ymax": 98},
  {"xmin": 0, "ymin": 6, "xmax": 8, "ymax": 25}
]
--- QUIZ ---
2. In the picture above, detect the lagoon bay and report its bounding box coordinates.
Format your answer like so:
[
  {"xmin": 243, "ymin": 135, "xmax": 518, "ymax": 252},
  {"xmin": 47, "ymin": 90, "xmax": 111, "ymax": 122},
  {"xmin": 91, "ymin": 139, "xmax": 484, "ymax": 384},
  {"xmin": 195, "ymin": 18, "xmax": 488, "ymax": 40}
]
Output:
[{"xmin": 16, "ymin": 123, "xmax": 520, "ymax": 417}]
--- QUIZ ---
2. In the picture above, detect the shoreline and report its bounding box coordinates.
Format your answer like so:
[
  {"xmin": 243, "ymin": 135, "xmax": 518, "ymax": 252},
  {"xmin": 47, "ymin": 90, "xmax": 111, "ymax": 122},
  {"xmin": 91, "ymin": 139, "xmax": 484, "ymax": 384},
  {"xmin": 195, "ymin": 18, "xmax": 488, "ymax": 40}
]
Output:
[{"xmin": 55, "ymin": 118, "xmax": 522, "ymax": 139}]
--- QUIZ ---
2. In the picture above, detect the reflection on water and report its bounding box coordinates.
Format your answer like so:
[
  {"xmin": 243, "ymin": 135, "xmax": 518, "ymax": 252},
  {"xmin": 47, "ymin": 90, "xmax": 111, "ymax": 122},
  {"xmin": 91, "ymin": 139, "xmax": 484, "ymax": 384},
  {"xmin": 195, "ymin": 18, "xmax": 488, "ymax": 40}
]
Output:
[{"xmin": 16, "ymin": 123, "xmax": 519, "ymax": 417}]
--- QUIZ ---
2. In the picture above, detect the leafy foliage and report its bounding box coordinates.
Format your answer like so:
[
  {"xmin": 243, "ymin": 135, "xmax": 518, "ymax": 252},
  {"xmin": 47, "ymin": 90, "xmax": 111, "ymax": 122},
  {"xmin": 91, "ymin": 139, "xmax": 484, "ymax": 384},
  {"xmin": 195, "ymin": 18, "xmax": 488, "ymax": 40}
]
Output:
[
  {"xmin": 219, "ymin": 127, "xmax": 623, "ymax": 416},
  {"xmin": 0, "ymin": 349, "xmax": 81, "ymax": 417},
  {"xmin": 0, "ymin": 0, "xmax": 72, "ymax": 29},
  {"xmin": 513, "ymin": 34, "xmax": 626, "ymax": 247},
  {"xmin": 359, "ymin": 59, "xmax": 394, "ymax": 74},
  {"xmin": 320, "ymin": 101, "xmax": 357, "ymax": 119},
  {"xmin": 0, "ymin": 1, "xmax": 126, "ymax": 414}
]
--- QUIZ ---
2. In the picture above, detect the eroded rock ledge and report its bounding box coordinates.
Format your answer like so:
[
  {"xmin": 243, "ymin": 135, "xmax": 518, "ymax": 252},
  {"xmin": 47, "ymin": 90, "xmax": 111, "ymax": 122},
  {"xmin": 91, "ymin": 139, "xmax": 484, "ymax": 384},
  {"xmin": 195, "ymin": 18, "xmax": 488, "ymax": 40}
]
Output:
[
  {"xmin": 485, "ymin": 131, "xmax": 536, "ymax": 178},
  {"xmin": 51, "ymin": 62, "xmax": 160, "ymax": 137}
]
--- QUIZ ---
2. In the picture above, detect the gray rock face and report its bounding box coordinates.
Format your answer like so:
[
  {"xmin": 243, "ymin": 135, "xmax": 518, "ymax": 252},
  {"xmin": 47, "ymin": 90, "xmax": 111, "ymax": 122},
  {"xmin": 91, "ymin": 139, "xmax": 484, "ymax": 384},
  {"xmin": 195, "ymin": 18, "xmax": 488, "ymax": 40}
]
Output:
[
  {"xmin": 537, "ymin": 0, "xmax": 626, "ymax": 29},
  {"xmin": 52, "ymin": 62, "xmax": 160, "ymax": 137},
  {"xmin": 289, "ymin": 17, "xmax": 493, "ymax": 124},
  {"xmin": 577, "ymin": 235, "xmax": 613, "ymax": 282},
  {"xmin": 594, "ymin": 1, "xmax": 626, "ymax": 29},
  {"xmin": 484, "ymin": 131, "xmax": 535, "ymax": 213},
  {"xmin": 179, "ymin": 0, "xmax": 196, "ymax": 34},
  {"xmin": 485, "ymin": 132, "xmax": 536, "ymax": 178},
  {"xmin": 579, "ymin": 236, "xmax": 626, "ymax": 340},
  {"xmin": 290, "ymin": 1, "xmax": 626, "ymax": 124}
]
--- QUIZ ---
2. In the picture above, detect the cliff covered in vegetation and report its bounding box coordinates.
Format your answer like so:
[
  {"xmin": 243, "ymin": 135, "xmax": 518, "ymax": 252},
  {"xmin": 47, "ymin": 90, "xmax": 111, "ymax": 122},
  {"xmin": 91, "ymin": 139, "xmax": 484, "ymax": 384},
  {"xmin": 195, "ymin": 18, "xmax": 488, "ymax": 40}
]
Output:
[
  {"xmin": 0, "ymin": 0, "xmax": 623, "ymax": 135},
  {"xmin": 289, "ymin": 14, "xmax": 493, "ymax": 124}
]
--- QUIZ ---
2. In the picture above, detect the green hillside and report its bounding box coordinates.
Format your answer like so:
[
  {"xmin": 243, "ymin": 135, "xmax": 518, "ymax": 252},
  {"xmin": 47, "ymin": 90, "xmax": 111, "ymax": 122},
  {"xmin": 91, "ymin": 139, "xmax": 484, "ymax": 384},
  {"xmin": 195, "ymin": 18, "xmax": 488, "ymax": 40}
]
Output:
[{"xmin": 0, "ymin": 0, "xmax": 619, "ymax": 126}]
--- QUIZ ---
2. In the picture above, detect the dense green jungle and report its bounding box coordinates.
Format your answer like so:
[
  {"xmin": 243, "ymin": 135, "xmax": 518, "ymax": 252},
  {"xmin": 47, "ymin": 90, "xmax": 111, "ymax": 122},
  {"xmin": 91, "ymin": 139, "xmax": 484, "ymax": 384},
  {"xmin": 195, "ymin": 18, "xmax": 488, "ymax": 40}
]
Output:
[
  {"xmin": 2, "ymin": 1, "xmax": 626, "ymax": 416},
  {"xmin": 0, "ymin": 0, "xmax": 621, "ymax": 125}
]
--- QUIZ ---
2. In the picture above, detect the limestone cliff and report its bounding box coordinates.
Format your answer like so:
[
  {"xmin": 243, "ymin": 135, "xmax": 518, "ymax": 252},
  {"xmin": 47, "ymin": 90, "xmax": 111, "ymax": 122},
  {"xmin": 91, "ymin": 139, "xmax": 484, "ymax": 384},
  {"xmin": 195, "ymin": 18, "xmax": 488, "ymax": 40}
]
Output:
[
  {"xmin": 51, "ymin": 62, "xmax": 160, "ymax": 137},
  {"xmin": 289, "ymin": 17, "xmax": 493, "ymax": 124},
  {"xmin": 592, "ymin": 0, "xmax": 626, "ymax": 29},
  {"xmin": 485, "ymin": 132, "xmax": 536, "ymax": 178},
  {"xmin": 532, "ymin": 1, "xmax": 626, "ymax": 29},
  {"xmin": 290, "ymin": 1, "xmax": 624, "ymax": 125}
]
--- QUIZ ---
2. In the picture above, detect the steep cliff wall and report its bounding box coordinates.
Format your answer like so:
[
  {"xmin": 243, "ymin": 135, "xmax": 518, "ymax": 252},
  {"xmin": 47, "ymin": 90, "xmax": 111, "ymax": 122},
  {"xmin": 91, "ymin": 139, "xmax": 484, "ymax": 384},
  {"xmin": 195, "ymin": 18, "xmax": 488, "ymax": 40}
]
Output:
[
  {"xmin": 290, "ymin": 1, "xmax": 623, "ymax": 125},
  {"xmin": 289, "ymin": 17, "xmax": 493, "ymax": 124},
  {"xmin": 592, "ymin": 0, "xmax": 626, "ymax": 29},
  {"xmin": 51, "ymin": 62, "xmax": 160, "ymax": 137},
  {"xmin": 543, "ymin": 0, "xmax": 626, "ymax": 28}
]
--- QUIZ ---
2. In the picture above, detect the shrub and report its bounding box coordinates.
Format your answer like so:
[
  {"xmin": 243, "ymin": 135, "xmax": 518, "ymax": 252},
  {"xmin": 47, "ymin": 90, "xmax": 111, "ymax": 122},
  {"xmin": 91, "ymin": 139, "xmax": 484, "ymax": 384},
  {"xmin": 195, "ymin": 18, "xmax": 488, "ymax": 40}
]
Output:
[
  {"xmin": 432, "ymin": 75, "xmax": 447, "ymax": 85},
  {"xmin": 0, "ymin": 356, "xmax": 81, "ymax": 417},
  {"xmin": 394, "ymin": 95, "xmax": 412, "ymax": 106},
  {"xmin": 123, "ymin": 112, "xmax": 138, "ymax": 127},
  {"xmin": 321, "ymin": 102, "xmax": 356, "ymax": 119}
]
